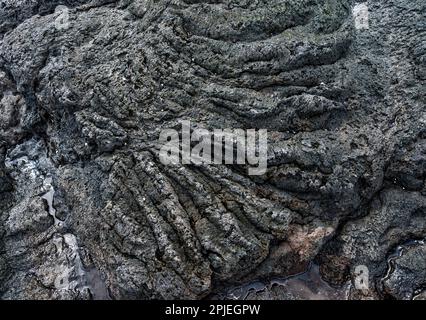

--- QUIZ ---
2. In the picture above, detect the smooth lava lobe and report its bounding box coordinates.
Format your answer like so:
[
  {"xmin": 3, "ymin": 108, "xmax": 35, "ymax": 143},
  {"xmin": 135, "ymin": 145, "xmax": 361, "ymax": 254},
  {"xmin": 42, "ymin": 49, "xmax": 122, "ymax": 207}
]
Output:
[{"xmin": 218, "ymin": 264, "xmax": 349, "ymax": 300}]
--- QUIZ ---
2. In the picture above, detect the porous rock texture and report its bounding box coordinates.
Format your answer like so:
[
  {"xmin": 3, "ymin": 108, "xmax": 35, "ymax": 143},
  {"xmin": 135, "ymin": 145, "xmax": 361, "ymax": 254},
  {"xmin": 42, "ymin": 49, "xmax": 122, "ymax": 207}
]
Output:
[{"xmin": 0, "ymin": 0, "xmax": 425, "ymax": 300}]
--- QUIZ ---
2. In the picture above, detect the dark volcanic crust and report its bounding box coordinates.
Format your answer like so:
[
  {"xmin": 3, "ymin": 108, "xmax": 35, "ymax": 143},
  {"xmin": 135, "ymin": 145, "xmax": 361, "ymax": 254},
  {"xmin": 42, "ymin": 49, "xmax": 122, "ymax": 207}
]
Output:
[{"xmin": 0, "ymin": 0, "xmax": 425, "ymax": 299}]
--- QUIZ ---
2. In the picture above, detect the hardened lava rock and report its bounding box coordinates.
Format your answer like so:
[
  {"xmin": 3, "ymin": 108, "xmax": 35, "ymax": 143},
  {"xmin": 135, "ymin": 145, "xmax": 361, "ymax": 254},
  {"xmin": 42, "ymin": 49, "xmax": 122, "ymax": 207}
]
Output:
[{"xmin": 0, "ymin": 0, "xmax": 425, "ymax": 299}]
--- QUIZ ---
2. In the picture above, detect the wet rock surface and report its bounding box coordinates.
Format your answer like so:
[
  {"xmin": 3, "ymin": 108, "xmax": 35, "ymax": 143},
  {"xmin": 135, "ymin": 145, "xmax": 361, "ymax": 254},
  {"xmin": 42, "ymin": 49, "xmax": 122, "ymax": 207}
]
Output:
[{"xmin": 0, "ymin": 0, "xmax": 425, "ymax": 299}]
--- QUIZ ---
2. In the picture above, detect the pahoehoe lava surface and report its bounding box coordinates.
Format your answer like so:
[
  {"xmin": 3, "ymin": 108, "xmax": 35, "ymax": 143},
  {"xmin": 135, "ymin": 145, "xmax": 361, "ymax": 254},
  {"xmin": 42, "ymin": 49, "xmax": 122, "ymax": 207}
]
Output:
[{"xmin": 0, "ymin": 0, "xmax": 425, "ymax": 300}]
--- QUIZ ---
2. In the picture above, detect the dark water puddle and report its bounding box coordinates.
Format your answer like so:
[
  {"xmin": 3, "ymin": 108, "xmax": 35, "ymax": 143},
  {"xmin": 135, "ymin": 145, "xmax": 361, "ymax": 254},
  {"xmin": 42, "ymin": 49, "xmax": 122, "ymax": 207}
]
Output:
[
  {"xmin": 42, "ymin": 177, "xmax": 111, "ymax": 299},
  {"xmin": 84, "ymin": 267, "xmax": 112, "ymax": 300},
  {"xmin": 382, "ymin": 238, "xmax": 425, "ymax": 283},
  {"xmin": 380, "ymin": 238, "xmax": 426, "ymax": 299},
  {"xmin": 42, "ymin": 177, "xmax": 63, "ymax": 227},
  {"xmin": 215, "ymin": 263, "xmax": 349, "ymax": 300}
]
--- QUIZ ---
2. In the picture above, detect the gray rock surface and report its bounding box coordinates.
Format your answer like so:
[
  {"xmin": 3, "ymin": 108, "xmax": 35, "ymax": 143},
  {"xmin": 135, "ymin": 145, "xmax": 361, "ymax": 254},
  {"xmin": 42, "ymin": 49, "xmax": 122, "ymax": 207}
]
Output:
[{"xmin": 0, "ymin": 0, "xmax": 425, "ymax": 299}]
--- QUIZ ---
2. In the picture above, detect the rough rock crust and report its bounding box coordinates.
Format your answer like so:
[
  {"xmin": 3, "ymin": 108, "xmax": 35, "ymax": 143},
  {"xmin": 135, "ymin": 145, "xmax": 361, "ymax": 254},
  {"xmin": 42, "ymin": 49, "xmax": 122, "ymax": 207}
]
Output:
[{"xmin": 0, "ymin": 0, "xmax": 425, "ymax": 299}]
